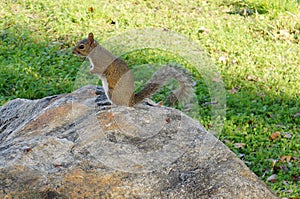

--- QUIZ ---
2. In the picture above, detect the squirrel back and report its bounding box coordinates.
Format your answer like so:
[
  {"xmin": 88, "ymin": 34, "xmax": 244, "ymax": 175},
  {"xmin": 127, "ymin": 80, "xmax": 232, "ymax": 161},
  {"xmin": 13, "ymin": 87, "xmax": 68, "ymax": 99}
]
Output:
[{"xmin": 73, "ymin": 33, "xmax": 194, "ymax": 107}]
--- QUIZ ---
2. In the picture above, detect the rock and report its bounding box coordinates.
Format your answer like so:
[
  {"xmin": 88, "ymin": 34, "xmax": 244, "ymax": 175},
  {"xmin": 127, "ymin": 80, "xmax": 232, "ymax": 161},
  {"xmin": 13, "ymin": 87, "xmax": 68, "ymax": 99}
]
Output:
[{"xmin": 0, "ymin": 85, "xmax": 278, "ymax": 199}]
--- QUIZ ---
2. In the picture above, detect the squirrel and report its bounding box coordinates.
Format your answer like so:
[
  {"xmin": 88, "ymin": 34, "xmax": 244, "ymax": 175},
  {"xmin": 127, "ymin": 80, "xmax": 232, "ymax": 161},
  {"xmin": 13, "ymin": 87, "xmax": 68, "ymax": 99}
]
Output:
[{"xmin": 72, "ymin": 32, "xmax": 193, "ymax": 107}]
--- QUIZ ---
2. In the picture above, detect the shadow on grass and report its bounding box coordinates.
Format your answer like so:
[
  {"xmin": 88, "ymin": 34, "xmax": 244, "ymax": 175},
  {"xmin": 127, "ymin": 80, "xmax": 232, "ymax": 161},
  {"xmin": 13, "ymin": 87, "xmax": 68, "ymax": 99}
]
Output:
[{"xmin": 0, "ymin": 26, "xmax": 79, "ymax": 105}]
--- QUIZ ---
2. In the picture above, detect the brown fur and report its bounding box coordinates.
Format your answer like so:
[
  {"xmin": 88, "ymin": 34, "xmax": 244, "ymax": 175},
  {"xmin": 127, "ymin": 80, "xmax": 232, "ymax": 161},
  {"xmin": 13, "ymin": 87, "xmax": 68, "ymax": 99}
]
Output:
[{"xmin": 73, "ymin": 33, "xmax": 193, "ymax": 107}]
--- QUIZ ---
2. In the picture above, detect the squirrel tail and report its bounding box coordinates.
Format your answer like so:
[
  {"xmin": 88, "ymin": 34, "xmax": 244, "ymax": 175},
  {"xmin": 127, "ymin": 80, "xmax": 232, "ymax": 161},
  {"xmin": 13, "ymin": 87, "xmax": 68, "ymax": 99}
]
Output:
[{"xmin": 133, "ymin": 64, "xmax": 194, "ymax": 105}]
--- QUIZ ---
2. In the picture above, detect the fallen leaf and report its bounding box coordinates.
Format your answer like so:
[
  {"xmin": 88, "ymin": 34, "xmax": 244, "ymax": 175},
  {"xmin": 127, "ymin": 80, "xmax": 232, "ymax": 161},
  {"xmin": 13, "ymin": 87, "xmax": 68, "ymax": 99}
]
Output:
[
  {"xmin": 218, "ymin": 55, "xmax": 228, "ymax": 64},
  {"xmin": 238, "ymin": 153, "xmax": 245, "ymax": 158},
  {"xmin": 233, "ymin": 143, "xmax": 246, "ymax": 149},
  {"xmin": 246, "ymin": 74, "xmax": 258, "ymax": 82},
  {"xmin": 279, "ymin": 155, "xmax": 292, "ymax": 163},
  {"xmin": 231, "ymin": 59, "xmax": 238, "ymax": 64},
  {"xmin": 291, "ymin": 175, "xmax": 300, "ymax": 181},
  {"xmin": 198, "ymin": 26, "xmax": 210, "ymax": 34},
  {"xmin": 294, "ymin": 111, "xmax": 300, "ymax": 118},
  {"xmin": 266, "ymin": 159, "xmax": 277, "ymax": 171},
  {"xmin": 283, "ymin": 132, "xmax": 292, "ymax": 139},
  {"xmin": 282, "ymin": 180, "xmax": 289, "ymax": 186},
  {"xmin": 88, "ymin": 6, "xmax": 94, "ymax": 12},
  {"xmin": 223, "ymin": 139, "xmax": 231, "ymax": 144},
  {"xmin": 279, "ymin": 29, "xmax": 290, "ymax": 38},
  {"xmin": 270, "ymin": 131, "xmax": 281, "ymax": 140},
  {"xmin": 266, "ymin": 174, "xmax": 277, "ymax": 183},
  {"xmin": 26, "ymin": 14, "xmax": 36, "ymax": 19}
]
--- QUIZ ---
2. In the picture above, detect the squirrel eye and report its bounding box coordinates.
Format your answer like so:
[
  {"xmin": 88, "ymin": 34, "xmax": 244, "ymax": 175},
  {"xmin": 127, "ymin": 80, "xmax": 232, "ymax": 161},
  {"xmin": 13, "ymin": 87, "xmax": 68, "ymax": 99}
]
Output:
[{"xmin": 79, "ymin": 44, "xmax": 85, "ymax": 49}]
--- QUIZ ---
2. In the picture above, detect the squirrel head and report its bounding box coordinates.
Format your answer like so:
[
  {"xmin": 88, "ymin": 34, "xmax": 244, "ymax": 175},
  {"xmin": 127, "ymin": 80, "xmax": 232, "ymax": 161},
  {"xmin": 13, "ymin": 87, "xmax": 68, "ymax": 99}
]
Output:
[{"xmin": 72, "ymin": 32, "xmax": 99, "ymax": 57}]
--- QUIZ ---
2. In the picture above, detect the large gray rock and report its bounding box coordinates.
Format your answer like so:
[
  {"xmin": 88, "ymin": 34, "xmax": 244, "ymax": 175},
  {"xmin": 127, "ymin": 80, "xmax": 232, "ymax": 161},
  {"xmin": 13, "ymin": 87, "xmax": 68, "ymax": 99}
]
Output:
[{"xmin": 0, "ymin": 85, "xmax": 277, "ymax": 199}]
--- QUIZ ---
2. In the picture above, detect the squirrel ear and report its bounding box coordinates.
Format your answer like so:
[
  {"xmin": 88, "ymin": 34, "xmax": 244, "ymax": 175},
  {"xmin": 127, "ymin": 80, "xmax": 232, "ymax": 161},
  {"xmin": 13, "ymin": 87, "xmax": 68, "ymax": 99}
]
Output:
[{"xmin": 88, "ymin": 32, "xmax": 94, "ymax": 44}]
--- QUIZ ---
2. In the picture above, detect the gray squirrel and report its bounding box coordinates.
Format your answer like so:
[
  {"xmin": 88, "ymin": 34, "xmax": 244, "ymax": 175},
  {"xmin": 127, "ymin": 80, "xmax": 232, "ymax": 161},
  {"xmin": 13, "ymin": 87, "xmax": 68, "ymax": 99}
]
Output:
[{"xmin": 72, "ymin": 32, "xmax": 193, "ymax": 106}]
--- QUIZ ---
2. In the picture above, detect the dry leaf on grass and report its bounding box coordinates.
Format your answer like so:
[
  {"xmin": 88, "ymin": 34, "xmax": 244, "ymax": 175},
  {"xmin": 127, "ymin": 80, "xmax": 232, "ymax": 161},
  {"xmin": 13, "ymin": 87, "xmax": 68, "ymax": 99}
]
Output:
[
  {"xmin": 279, "ymin": 155, "xmax": 292, "ymax": 163},
  {"xmin": 270, "ymin": 131, "xmax": 281, "ymax": 140},
  {"xmin": 223, "ymin": 139, "xmax": 231, "ymax": 144},
  {"xmin": 198, "ymin": 26, "xmax": 210, "ymax": 34},
  {"xmin": 218, "ymin": 55, "xmax": 228, "ymax": 64},
  {"xmin": 294, "ymin": 111, "xmax": 300, "ymax": 118},
  {"xmin": 266, "ymin": 174, "xmax": 277, "ymax": 183},
  {"xmin": 291, "ymin": 175, "xmax": 300, "ymax": 181},
  {"xmin": 88, "ymin": 6, "xmax": 94, "ymax": 12},
  {"xmin": 233, "ymin": 143, "xmax": 246, "ymax": 148},
  {"xmin": 266, "ymin": 159, "xmax": 277, "ymax": 171},
  {"xmin": 246, "ymin": 74, "xmax": 258, "ymax": 82},
  {"xmin": 283, "ymin": 132, "xmax": 292, "ymax": 139}
]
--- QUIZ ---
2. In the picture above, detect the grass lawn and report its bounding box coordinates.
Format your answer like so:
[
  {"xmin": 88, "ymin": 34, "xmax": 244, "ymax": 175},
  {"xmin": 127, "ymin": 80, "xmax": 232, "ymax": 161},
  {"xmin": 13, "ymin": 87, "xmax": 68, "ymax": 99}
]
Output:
[{"xmin": 1, "ymin": 0, "xmax": 299, "ymax": 197}]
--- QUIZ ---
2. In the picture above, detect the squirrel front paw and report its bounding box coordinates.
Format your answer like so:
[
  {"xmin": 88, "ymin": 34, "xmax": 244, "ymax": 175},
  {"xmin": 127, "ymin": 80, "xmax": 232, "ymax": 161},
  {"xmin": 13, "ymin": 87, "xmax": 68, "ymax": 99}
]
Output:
[
  {"xmin": 94, "ymin": 86, "xmax": 111, "ymax": 106},
  {"xmin": 95, "ymin": 86, "xmax": 105, "ymax": 95},
  {"xmin": 95, "ymin": 99, "xmax": 112, "ymax": 106}
]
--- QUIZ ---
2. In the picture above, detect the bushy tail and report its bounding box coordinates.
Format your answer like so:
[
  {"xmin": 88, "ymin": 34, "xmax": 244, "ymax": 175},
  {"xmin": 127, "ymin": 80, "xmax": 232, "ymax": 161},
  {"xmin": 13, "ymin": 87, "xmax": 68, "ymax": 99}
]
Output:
[{"xmin": 134, "ymin": 64, "xmax": 194, "ymax": 105}]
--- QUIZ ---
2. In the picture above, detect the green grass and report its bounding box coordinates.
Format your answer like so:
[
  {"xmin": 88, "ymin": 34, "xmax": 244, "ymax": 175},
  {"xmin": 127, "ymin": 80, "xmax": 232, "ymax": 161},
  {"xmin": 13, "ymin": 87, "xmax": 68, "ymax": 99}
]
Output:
[{"xmin": 0, "ymin": 0, "xmax": 299, "ymax": 197}]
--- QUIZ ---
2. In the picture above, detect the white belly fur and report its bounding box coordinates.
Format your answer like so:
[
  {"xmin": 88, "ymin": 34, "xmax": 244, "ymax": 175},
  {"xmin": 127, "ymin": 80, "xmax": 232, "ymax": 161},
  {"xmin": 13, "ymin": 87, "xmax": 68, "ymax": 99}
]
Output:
[{"xmin": 100, "ymin": 76, "xmax": 112, "ymax": 103}]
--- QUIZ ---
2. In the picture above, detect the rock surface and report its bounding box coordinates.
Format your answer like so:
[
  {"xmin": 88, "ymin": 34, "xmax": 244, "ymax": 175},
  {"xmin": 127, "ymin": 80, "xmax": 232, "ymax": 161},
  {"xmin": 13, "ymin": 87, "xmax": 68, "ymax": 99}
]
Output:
[{"xmin": 0, "ymin": 85, "xmax": 278, "ymax": 199}]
